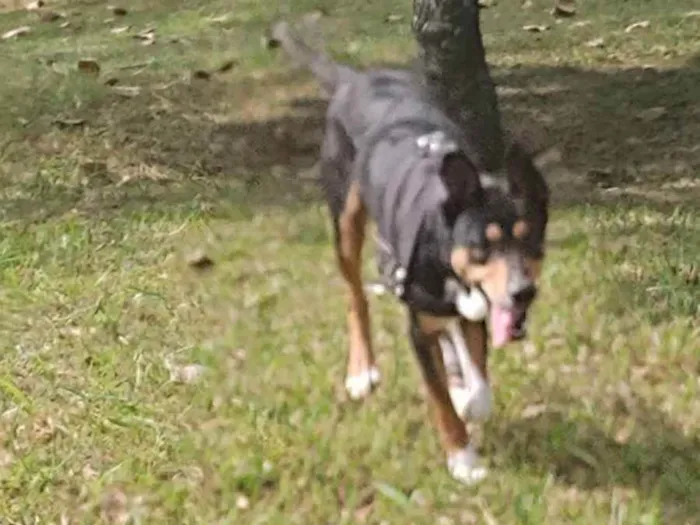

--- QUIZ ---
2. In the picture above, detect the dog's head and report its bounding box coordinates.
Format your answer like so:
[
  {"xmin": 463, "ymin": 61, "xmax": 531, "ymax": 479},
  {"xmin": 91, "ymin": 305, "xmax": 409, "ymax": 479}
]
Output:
[{"xmin": 439, "ymin": 141, "xmax": 550, "ymax": 348}]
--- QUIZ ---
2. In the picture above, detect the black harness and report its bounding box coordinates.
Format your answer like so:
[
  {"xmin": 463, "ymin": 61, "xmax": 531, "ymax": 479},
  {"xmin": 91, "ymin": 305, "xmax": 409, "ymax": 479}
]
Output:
[
  {"xmin": 374, "ymin": 239, "xmax": 461, "ymax": 316},
  {"xmin": 361, "ymin": 127, "xmax": 471, "ymax": 317}
]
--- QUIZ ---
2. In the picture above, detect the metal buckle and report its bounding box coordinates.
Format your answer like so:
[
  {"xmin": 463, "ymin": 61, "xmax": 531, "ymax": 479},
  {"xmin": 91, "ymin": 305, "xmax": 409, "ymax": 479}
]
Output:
[{"xmin": 416, "ymin": 130, "xmax": 458, "ymax": 157}]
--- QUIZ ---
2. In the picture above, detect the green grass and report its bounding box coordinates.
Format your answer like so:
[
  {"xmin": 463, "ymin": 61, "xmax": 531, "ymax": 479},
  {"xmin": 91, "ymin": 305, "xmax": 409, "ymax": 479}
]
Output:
[{"xmin": 0, "ymin": 0, "xmax": 699, "ymax": 522}]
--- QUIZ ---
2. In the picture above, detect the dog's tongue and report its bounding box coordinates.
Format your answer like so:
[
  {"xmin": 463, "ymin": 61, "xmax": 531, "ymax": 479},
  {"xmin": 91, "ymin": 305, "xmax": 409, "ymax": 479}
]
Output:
[{"xmin": 490, "ymin": 305, "xmax": 515, "ymax": 348}]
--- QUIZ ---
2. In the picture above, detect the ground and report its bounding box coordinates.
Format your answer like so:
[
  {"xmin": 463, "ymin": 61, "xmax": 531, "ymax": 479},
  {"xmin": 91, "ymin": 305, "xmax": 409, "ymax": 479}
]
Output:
[{"xmin": 0, "ymin": 0, "xmax": 698, "ymax": 523}]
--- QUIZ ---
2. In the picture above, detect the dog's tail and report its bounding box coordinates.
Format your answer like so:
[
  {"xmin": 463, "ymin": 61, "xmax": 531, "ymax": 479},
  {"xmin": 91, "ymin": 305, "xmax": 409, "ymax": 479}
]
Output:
[{"xmin": 268, "ymin": 19, "xmax": 341, "ymax": 95}]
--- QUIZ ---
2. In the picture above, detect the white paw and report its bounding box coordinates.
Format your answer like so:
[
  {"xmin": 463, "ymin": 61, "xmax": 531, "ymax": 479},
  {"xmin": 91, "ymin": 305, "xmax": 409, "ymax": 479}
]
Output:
[
  {"xmin": 447, "ymin": 444, "xmax": 489, "ymax": 485},
  {"xmin": 449, "ymin": 383, "xmax": 493, "ymax": 422},
  {"xmin": 345, "ymin": 366, "xmax": 380, "ymax": 400}
]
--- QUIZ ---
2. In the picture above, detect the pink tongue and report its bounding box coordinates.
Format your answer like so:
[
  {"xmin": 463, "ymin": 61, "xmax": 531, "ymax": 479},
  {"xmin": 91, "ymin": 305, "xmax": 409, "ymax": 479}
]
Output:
[{"xmin": 490, "ymin": 305, "xmax": 515, "ymax": 348}]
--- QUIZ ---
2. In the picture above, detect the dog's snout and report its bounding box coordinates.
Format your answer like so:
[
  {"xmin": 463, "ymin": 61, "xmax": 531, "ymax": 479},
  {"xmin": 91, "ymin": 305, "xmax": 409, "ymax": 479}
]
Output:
[{"xmin": 509, "ymin": 281, "xmax": 536, "ymax": 306}]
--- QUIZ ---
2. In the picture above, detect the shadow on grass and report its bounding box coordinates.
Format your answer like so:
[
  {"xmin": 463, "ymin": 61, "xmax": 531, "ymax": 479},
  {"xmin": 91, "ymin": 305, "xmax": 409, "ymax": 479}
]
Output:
[
  {"xmin": 493, "ymin": 59, "xmax": 700, "ymax": 207},
  {"xmin": 3, "ymin": 55, "xmax": 700, "ymax": 222},
  {"xmin": 491, "ymin": 392, "xmax": 700, "ymax": 522}
]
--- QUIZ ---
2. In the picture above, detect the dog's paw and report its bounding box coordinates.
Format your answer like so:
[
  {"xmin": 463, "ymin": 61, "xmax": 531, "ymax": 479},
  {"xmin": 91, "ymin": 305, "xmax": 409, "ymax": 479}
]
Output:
[
  {"xmin": 447, "ymin": 444, "xmax": 489, "ymax": 486},
  {"xmin": 345, "ymin": 366, "xmax": 380, "ymax": 400},
  {"xmin": 449, "ymin": 383, "xmax": 493, "ymax": 422}
]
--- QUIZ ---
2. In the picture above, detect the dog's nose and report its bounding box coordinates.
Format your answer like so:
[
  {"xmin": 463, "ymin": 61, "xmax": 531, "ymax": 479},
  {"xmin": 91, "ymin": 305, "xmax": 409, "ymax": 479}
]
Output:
[{"xmin": 509, "ymin": 281, "xmax": 536, "ymax": 306}]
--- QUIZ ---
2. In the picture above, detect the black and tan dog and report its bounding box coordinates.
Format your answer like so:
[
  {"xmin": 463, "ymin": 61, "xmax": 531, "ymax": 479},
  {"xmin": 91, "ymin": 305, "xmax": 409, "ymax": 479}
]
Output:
[{"xmin": 270, "ymin": 20, "xmax": 549, "ymax": 484}]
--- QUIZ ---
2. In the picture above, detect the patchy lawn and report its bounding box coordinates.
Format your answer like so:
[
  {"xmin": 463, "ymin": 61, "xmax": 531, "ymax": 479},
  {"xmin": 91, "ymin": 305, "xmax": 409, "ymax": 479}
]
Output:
[{"xmin": 0, "ymin": 0, "xmax": 698, "ymax": 523}]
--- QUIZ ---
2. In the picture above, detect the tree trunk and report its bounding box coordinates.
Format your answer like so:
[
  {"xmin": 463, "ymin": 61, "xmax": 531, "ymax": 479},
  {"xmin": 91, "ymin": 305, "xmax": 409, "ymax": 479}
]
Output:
[{"xmin": 412, "ymin": 0, "xmax": 504, "ymax": 172}]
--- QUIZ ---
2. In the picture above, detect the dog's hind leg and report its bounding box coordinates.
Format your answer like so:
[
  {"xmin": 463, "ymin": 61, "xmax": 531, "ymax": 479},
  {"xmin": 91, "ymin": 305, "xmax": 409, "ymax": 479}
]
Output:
[{"xmin": 320, "ymin": 118, "xmax": 378, "ymax": 401}]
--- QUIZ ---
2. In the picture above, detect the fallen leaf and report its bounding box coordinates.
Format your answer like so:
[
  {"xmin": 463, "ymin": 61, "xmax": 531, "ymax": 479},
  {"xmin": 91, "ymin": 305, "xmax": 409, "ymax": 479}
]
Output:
[
  {"xmin": 570, "ymin": 20, "xmax": 590, "ymax": 28},
  {"xmin": 168, "ymin": 363, "xmax": 207, "ymax": 384},
  {"xmin": 521, "ymin": 403, "xmax": 547, "ymax": 419},
  {"xmin": 108, "ymin": 5, "xmax": 127, "ymax": 16},
  {"xmin": 52, "ymin": 117, "xmax": 86, "ymax": 128},
  {"xmin": 25, "ymin": 0, "xmax": 44, "ymax": 10},
  {"xmin": 216, "ymin": 59, "xmax": 237, "ymax": 73},
  {"xmin": 191, "ymin": 69, "xmax": 210, "ymax": 80},
  {"xmin": 2, "ymin": 26, "xmax": 31, "ymax": 40},
  {"xmin": 385, "ymin": 14, "xmax": 404, "ymax": 23},
  {"xmin": 111, "ymin": 85, "xmax": 141, "ymax": 97},
  {"xmin": 209, "ymin": 14, "xmax": 231, "ymax": 24},
  {"xmin": 134, "ymin": 27, "xmax": 155, "ymax": 45},
  {"xmin": 584, "ymin": 37, "xmax": 605, "ymax": 48},
  {"xmin": 552, "ymin": 0, "xmax": 576, "ymax": 17},
  {"xmin": 636, "ymin": 106, "xmax": 667, "ymax": 121},
  {"xmin": 82, "ymin": 463, "xmax": 99, "ymax": 480},
  {"xmin": 59, "ymin": 20, "xmax": 70, "ymax": 28},
  {"xmin": 32, "ymin": 415, "xmax": 64, "ymax": 442},
  {"xmin": 478, "ymin": 0, "xmax": 495, "ymax": 7},
  {"xmin": 624, "ymin": 20, "xmax": 650, "ymax": 33},
  {"xmin": 523, "ymin": 24, "xmax": 549, "ymax": 32},
  {"xmin": 187, "ymin": 249, "xmax": 214, "ymax": 269},
  {"xmin": 110, "ymin": 25, "xmax": 130, "ymax": 34},
  {"xmin": 683, "ymin": 10, "xmax": 700, "ymax": 18},
  {"xmin": 77, "ymin": 59, "xmax": 100, "ymax": 76},
  {"xmin": 117, "ymin": 60, "xmax": 152, "ymax": 70}
]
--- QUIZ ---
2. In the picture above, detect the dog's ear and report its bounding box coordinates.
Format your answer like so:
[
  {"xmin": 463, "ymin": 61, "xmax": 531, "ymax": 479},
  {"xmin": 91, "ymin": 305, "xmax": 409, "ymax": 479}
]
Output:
[
  {"xmin": 439, "ymin": 152, "xmax": 484, "ymax": 223},
  {"xmin": 504, "ymin": 140, "xmax": 550, "ymax": 242}
]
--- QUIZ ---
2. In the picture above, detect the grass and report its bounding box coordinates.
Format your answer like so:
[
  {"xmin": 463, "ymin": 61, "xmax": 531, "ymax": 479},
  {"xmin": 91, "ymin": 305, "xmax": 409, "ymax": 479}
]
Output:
[{"xmin": 0, "ymin": 0, "xmax": 699, "ymax": 522}]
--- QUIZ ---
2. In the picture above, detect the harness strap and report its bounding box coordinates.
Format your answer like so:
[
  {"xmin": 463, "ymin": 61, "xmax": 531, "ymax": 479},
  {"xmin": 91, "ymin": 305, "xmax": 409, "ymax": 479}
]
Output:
[{"xmin": 373, "ymin": 233, "xmax": 460, "ymax": 316}]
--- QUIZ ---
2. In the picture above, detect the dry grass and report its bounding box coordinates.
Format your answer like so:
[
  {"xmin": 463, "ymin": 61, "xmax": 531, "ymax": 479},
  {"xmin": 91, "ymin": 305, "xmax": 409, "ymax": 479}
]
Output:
[{"xmin": 0, "ymin": 0, "xmax": 698, "ymax": 523}]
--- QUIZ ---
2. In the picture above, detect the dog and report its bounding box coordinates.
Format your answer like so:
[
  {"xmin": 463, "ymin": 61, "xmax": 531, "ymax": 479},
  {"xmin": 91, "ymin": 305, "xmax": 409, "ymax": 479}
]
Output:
[{"xmin": 269, "ymin": 19, "xmax": 550, "ymax": 485}]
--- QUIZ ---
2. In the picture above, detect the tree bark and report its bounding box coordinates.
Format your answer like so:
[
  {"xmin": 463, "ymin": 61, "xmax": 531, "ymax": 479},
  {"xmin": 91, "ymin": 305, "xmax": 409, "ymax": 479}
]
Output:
[{"xmin": 412, "ymin": 0, "xmax": 504, "ymax": 172}]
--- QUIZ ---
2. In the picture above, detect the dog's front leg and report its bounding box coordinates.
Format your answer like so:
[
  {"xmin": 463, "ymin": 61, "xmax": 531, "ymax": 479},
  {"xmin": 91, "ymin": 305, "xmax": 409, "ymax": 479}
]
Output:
[
  {"xmin": 440, "ymin": 319, "xmax": 493, "ymax": 422},
  {"xmin": 410, "ymin": 313, "xmax": 488, "ymax": 485}
]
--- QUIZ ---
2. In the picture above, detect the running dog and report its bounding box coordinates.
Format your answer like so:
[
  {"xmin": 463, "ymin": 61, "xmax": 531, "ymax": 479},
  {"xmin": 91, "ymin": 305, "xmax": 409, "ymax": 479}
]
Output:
[{"xmin": 269, "ymin": 19, "xmax": 549, "ymax": 485}]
